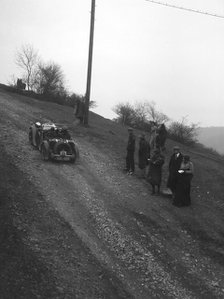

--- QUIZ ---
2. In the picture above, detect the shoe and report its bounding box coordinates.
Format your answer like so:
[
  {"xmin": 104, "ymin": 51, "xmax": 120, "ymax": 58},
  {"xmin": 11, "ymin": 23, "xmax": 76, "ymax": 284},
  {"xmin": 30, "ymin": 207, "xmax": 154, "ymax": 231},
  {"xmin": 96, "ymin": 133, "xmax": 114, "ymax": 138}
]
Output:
[{"xmin": 129, "ymin": 171, "xmax": 134, "ymax": 175}]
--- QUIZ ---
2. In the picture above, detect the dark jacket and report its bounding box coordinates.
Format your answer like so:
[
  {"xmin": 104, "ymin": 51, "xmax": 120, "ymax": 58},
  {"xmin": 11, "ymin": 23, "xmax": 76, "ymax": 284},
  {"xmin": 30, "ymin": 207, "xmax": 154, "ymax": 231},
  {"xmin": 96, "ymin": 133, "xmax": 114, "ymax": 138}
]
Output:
[
  {"xmin": 158, "ymin": 125, "xmax": 167, "ymax": 147},
  {"xmin": 138, "ymin": 138, "xmax": 150, "ymax": 169},
  {"xmin": 127, "ymin": 134, "xmax": 135, "ymax": 152},
  {"xmin": 147, "ymin": 152, "xmax": 165, "ymax": 185},
  {"xmin": 167, "ymin": 153, "xmax": 183, "ymax": 191}
]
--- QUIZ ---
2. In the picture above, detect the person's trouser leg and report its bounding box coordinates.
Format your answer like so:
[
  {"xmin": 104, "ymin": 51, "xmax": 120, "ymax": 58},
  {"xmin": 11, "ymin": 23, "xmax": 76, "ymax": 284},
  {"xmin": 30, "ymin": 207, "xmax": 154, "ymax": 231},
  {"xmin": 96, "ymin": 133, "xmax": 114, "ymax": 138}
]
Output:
[
  {"xmin": 126, "ymin": 151, "xmax": 135, "ymax": 172},
  {"xmin": 126, "ymin": 152, "xmax": 130, "ymax": 171},
  {"xmin": 151, "ymin": 184, "xmax": 155, "ymax": 195},
  {"xmin": 130, "ymin": 152, "xmax": 135, "ymax": 172}
]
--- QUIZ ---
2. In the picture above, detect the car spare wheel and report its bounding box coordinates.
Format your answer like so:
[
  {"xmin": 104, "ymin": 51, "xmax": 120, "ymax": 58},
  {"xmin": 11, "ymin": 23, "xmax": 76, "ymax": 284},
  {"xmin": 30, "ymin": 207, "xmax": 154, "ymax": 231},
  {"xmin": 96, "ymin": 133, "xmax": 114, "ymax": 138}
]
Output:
[{"xmin": 54, "ymin": 142, "xmax": 72, "ymax": 155}]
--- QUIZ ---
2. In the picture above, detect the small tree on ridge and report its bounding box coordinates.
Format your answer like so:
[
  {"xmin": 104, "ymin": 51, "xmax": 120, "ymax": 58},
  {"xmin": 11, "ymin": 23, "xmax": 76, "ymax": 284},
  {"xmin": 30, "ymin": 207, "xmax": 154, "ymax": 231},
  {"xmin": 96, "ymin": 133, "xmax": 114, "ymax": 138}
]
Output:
[{"xmin": 15, "ymin": 44, "xmax": 39, "ymax": 91}]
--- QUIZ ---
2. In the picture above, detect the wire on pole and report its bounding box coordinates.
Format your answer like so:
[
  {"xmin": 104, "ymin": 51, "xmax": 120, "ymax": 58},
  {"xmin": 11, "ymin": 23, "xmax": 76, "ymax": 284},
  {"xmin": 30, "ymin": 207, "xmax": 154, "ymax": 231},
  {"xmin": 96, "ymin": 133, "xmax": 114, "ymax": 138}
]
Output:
[{"xmin": 145, "ymin": 0, "xmax": 224, "ymax": 19}]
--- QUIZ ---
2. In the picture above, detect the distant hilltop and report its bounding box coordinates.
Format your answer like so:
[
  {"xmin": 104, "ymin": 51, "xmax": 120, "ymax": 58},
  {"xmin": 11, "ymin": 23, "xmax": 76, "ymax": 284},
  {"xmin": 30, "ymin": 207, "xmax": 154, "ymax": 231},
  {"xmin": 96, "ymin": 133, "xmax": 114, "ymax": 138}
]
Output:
[{"xmin": 197, "ymin": 127, "xmax": 224, "ymax": 155}]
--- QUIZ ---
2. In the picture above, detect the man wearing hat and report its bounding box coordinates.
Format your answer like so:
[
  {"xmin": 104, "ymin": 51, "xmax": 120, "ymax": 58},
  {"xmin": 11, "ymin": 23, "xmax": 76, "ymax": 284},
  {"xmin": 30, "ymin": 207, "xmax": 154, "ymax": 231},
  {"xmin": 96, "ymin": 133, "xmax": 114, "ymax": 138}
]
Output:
[
  {"xmin": 167, "ymin": 146, "xmax": 183, "ymax": 196},
  {"xmin": 125, "ymin": 128, "xmax": 136, "ymax": 175}
]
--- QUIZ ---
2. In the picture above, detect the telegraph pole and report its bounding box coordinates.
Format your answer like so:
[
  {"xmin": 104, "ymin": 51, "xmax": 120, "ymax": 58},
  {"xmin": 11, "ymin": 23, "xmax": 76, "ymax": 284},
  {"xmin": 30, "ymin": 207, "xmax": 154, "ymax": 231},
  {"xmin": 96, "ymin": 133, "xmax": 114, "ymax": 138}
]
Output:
[{"xmin": 84, "ymin": 0, "xmax": 96, "ymax": 125}]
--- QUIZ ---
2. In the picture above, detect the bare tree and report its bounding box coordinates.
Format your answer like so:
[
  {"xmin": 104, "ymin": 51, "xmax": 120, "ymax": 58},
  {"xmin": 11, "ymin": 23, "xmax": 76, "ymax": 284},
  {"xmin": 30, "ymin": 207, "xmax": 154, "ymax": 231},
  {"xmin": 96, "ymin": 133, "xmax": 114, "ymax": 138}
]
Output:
[
  {"xmin": 168, "ymin": 116, "xmax": 199, "ymax": 144},
  {"xmin": 15, "ymin": 44, "xmax": 39, "ymax": 91},
  {"xmin": 113, "ymin": 102, "xmax": 135, "ymax": 126},
  {"xmin": 146, "ymin": 101, "xmax": 169, "ymax": 124},
  {"xmin": 132, "ymin": 101, "xmax": 149, "ymax": 129},
  {"xmin": 113, "ymin": 100, "xmax": 169, "ymax": 130},
  {"xmin": 132, "ymin": 101, "xmax": 169, "ymax": 130}
]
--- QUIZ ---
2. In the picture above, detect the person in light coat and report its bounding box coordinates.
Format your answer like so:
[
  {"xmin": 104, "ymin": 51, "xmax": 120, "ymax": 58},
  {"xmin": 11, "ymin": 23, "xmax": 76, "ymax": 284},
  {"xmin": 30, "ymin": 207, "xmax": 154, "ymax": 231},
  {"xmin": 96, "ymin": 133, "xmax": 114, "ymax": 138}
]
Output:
[
  {"xmin": 147, "ymin": 149, "xmax": 165, "ymax": 195},
  {"xmin": 138, "ymin": 134, "xmax": 150, "ymax": 177}
]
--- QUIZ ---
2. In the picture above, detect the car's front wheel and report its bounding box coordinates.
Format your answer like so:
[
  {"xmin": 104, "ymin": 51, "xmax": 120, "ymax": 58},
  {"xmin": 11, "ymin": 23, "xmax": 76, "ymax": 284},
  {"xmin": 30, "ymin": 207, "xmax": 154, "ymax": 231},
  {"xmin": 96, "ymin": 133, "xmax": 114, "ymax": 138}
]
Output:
[
  {"xmin": 70, "ymin": 147, "xmax": 79, "ymax": 163},
  {"xmin": 41, "ymin": 145, "xmax": 49, "ymax": 161}
]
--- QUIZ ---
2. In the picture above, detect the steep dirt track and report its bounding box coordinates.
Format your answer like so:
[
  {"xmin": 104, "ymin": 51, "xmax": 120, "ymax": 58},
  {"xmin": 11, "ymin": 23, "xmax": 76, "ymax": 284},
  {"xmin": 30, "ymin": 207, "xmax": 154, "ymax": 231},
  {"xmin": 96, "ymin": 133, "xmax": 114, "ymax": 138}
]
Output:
[{"xmin": 0, "ymin": 90, "xmax": 224, "ymax": 298}]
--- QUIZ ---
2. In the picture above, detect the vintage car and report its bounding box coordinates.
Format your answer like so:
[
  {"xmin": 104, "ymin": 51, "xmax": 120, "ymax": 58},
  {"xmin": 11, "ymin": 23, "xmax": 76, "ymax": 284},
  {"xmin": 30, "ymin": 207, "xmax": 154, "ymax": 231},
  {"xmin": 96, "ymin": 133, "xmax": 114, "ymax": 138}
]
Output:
[{"xmin": 29, "ymin": 122, "xmax": 79, "ymax": 163}]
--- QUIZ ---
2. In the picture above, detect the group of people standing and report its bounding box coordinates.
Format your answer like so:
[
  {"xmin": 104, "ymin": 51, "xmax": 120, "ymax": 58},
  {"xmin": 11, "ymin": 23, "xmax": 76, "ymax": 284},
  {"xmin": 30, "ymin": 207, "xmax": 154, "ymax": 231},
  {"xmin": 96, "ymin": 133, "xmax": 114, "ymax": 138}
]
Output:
[{"xmin": 125, "ymin": 125, "xmax": 194, "ymax": 207}]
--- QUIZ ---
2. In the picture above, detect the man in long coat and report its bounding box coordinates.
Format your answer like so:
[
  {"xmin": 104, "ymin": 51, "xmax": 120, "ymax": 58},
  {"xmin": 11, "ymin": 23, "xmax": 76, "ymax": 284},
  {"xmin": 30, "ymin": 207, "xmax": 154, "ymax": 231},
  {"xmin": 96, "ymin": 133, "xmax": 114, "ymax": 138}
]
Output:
[
  {"xmin": 157, "ymin": 123, "xmax": 168, "ymax": 151},
  {"xmin": 167, "ymin": 146, "xmax": 183, "ymax": 195},
  {"xmin": 75, "ymin": 99, "xmax": 85, "ymax": 123}
]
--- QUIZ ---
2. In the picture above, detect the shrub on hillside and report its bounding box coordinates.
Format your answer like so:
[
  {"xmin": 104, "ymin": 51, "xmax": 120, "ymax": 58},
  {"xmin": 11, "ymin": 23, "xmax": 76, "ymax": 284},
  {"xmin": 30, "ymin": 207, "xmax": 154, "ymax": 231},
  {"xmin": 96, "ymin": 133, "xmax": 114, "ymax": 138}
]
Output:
[
  {"xmin": 113, "ymin": 101, "xmax": 169, "ymax": 131},
  {"xmin": 34, "ymin": 62, "xmax": 66, "ymax": 98},
  {"xmin": 168, "ymin": 117, "xmax": 198, "ymax": 145},
  {"xmin": 113, "ymin": 102, "xmax": 135, "ymax": 126}
]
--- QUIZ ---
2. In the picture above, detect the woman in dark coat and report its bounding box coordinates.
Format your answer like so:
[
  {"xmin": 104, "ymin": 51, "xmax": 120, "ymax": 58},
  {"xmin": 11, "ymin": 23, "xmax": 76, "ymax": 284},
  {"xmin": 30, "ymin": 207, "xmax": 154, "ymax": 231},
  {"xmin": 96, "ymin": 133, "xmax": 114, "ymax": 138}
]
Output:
[
  {"xmin": 147, "ymin": 149, "xmax": 165, "ymax": 195},
  {"xmin": 138, "ymin": 134, "xmax": 150, "ymax": 175},
  {"xmin": 167, "ymin": 146, "xmax": 183, "ymax": 196},
  {"xmin": 173, "ymin": 155, "xmax": 194, "ymax": 207}
]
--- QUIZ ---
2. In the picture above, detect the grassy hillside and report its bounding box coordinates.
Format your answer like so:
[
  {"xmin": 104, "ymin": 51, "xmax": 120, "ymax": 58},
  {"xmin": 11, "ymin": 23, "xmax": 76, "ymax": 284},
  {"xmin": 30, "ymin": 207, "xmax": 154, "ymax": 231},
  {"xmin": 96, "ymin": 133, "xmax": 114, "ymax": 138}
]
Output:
[
  {"xmin": 1, "ymin": 85, "xmax": 224, "ymax": 217},
  {"xmin": 1, "ymin": 86, "xmax": 224, "ymax": 297},
  {"xmin": 1, "ymin": 83, "xmax": 224, "ymax": 193},
  {"xmin": 197, "ymin": 127, "xmax": 224, "ymax": 155}
]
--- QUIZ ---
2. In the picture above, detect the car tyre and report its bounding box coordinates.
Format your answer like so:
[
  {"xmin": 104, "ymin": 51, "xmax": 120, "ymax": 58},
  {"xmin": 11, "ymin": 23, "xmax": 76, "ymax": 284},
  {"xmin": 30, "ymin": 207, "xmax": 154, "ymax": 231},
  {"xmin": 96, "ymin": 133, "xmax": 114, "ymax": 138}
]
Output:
[
  {"xmin": 41, "ymin": 145, "xmax": 49, "ymax": 161},
  {"xmin": 29, "ymin": 129, "xmax": 32, "ymax": 144},
  {"xmin": 70, "ymin": 149, "xmax": 77, "ymax": 163}
]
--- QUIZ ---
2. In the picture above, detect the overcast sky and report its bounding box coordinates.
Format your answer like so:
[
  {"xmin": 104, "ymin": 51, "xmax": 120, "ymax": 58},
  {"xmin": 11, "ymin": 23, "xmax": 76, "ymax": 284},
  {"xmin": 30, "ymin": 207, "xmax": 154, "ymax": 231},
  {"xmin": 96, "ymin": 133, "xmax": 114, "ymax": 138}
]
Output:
[{"xmin": 1, "ymin": 0, "xmax": 224, "ymax": 127}]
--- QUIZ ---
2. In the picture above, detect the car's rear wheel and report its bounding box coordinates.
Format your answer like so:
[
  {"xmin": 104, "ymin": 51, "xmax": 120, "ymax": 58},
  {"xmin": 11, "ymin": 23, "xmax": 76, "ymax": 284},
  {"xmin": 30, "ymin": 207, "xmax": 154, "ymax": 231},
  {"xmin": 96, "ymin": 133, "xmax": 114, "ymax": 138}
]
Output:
[
  {"xmin": 29, "ymin": 129, "xmax": 32, "ymax": 144},
  {"xmin": 41, "ymin": 145, "xmax": 49, "ymax": 161}
]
